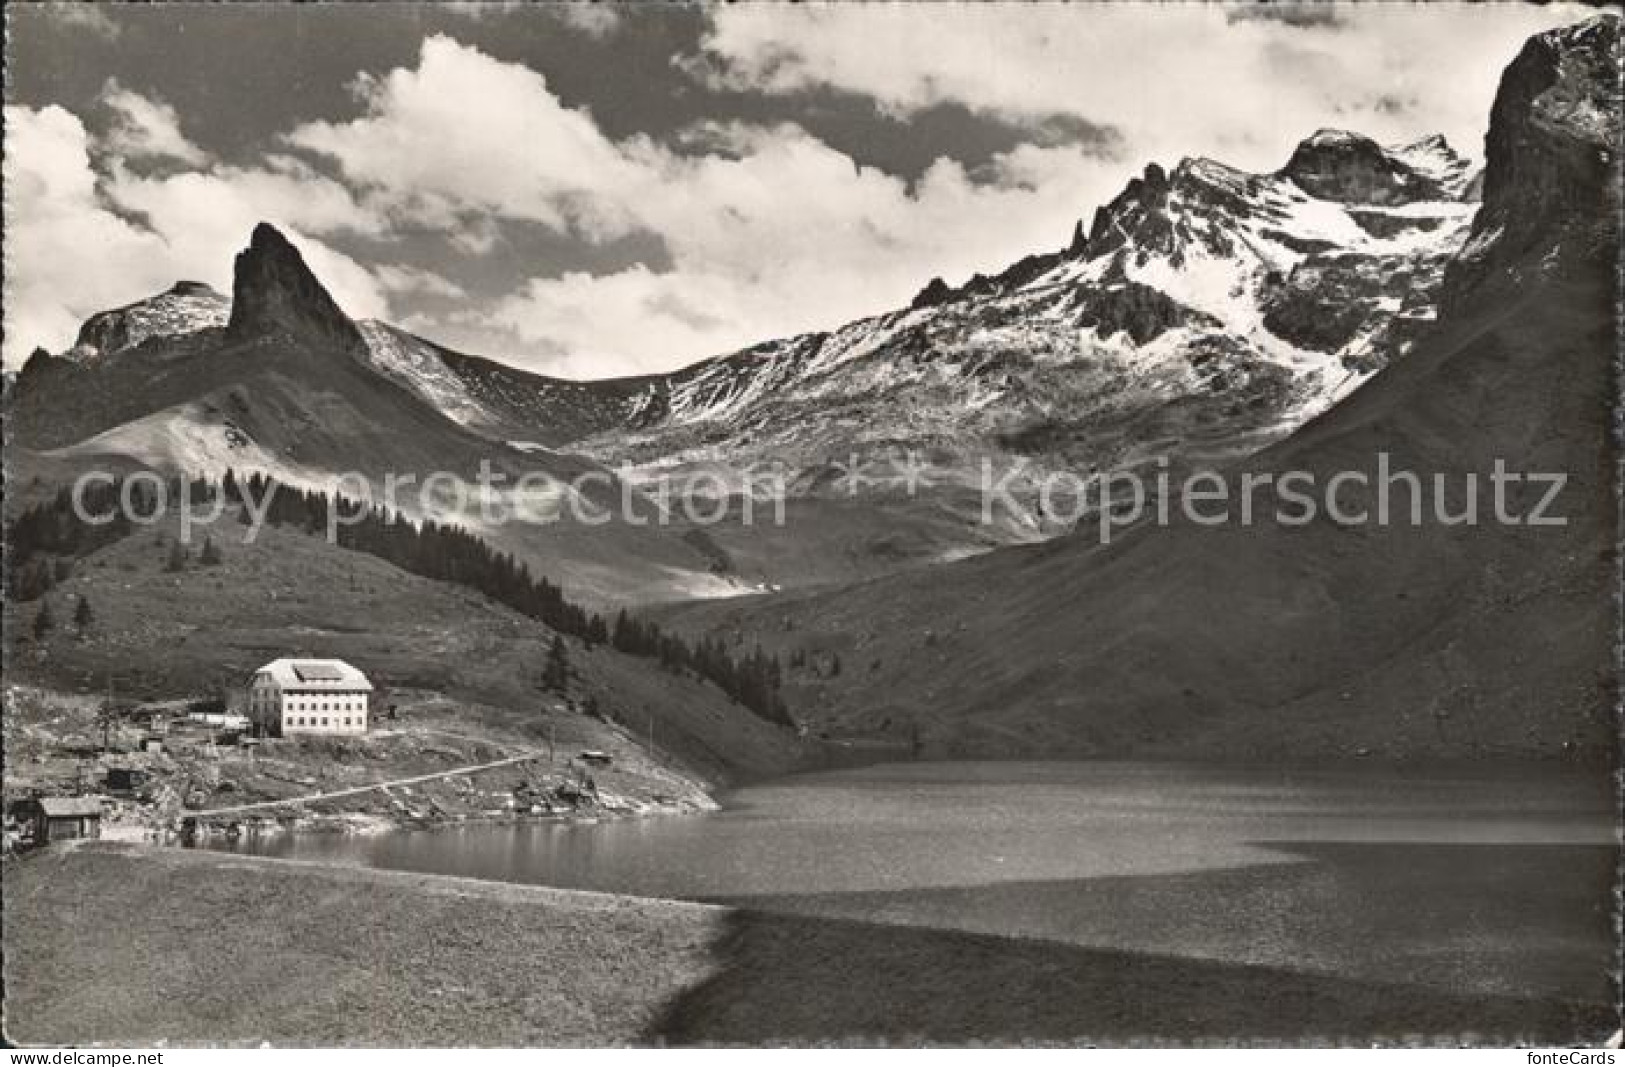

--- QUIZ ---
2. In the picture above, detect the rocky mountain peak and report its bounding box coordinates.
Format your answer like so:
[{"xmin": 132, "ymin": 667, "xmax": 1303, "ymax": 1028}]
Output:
[
  {"xmin": 225, "ymin": 222, "xmax": 365, "ymax": 355},
  {"xmin": 1084, "ymin": 161, "xmax": 1175, "ymax": 258},
  {"xmin": 1403, "ymin": 132, "xmax": 1454, "ymax": 155},
  {"xmin": 70, "ymin": 279, "xmax": 230, "ymax": 360},
  {"xmin": 910, "ymin": 276, "xmax": 957, "ymax": 310},
  {"xmin": 1443, "ymin": 13, "xmax": 1620, "ymax": 307},
  {"xmin": 1279, "ymin": 128, "xmax": 1446, "ymax": 205}
]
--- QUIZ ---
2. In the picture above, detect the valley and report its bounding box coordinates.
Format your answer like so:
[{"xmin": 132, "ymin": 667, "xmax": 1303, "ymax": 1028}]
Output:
[
  {"xmin": 6, "ymin": 15, "xmax": 1619, "ymax": 774},
  {"xmin": 2, "ymin": 6, "xmax": 1620, "ymax": 1050}
]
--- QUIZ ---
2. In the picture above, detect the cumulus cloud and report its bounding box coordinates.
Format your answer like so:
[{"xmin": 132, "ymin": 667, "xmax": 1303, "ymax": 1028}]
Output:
[
  {"xmin": 694, "ymin": 4, "xmax": 1601, "ymax": 169},
  {"xmin": 285, "ymin": 37, "xmax": 642, "ymax": 240},
  {"xmin": 99, "ymin": 80, "xmax": 212, "ymax": 166},
  {"xmin": 3, "ymin": 105, "xmax": 168, "ymax": 362},
  {"xmin": 484, "ymin": 130, "xmax": 1119, "ymax": 377},
  {"xmin": 285, "ymin": 37, "xmax": 1125, "ymax": 376},
  {"xmin": 2, "ymin": 103, "xmax": 390, "ymax": 365}
]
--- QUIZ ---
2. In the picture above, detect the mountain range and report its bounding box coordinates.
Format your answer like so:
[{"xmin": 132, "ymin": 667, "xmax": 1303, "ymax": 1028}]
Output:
[
  {"xmin": 10, "ymin": 124, "xmax": 1484, "ymax": 589},
  {"xmin": 5, "ymin": 14, "xmax": 1618, "ymax": 760},
  {"xmin": 657, "ymin": 14, "xmax": 1623, "ymax": 759}
]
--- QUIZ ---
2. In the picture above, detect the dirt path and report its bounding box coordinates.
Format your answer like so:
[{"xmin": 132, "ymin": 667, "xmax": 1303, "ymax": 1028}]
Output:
[{"xmin": 185, "ymin": 750, "xmax": 546, "ymax": 820}]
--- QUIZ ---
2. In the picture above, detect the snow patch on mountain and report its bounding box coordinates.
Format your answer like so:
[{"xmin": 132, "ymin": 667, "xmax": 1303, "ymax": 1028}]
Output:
[
  {"xmin": 44, "ymin": 402, "xmax": 333, "ymax": 493},
  {"xmin": 355, "ymin": 320, "xmax": 496, "ymax": 428},
  {"xmin": 68, "ymin": 282, "xmax": 230, "ymax": 360},
  {"xmin": 563, "ymin": 128, "xmax": 1477, "ymax": 501}
]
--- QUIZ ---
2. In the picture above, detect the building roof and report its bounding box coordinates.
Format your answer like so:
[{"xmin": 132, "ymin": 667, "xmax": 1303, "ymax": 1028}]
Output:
[
  {"xmin": 254, "ymin": 658, "xmax": 373, "ymax": 692},
  {"xmin": 37, "ymin": 797, "xmax": 104, "ymax": 817}
]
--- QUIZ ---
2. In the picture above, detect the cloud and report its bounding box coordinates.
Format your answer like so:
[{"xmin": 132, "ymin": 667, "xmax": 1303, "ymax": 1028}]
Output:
[
  {"xmin": 442, "ymin": 1, "xmax": 622, "ymax": 37},
  {"xmin": 693, "ymin": 3, "xmax": 1602, "ymax": 169},
  {"xmin": 99, "ymin": 80, "xmax": 212, "ymax": 166},
  {"xmin": 481, "ymin": 131, "xmax": 1124, "ymax": 376},
  {"xmin": 2, "ymin": 105, "xmax": 166, "ymax": 362},
  {"xmin": 44, "ymin": 3, "xmax": 122, "ymax": 40},
  {"xmin": 553, "ymin": 3, "xmax": 622, "ymax": 38},
  {"xmin": 281, "ymin": 37, "xmax": 1126, "ymax": 376},
  {"xmin": 285, "ymin": 36, "xmax": 642, "ymax": 240},
  {"xmin": 374, "ymin": 263, "xmax": 468, "ymax": 299},
  {"xmin": 1225, "ymin": 4, "xmax": 1345, "ymax": 30},
  {"xmin": 1, "ymin": 104, "xmax": 390, "ymax": 365}
]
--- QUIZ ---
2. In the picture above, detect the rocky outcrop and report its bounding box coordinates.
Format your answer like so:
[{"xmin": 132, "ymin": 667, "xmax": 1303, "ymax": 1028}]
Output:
[
  {"xmin": 910, "ymin": 277, "xmax": 956, "ymax": 309},
  {"xmin": 1076, "ymin": 280, "xmax": 1219, "ymax": 345},
  {"xmin": 1085, "ymin": 162, "xmax": 1174, "ymax": 258},
  {"xmin": 1261, "ymin": 251, "xmax": 1453, "ymax": 369},
  {"xmin": 1442, "ymin": 14, "xmax": 1621, "ymax": 310},
  {"xmin": 225, "ymin": 223, "xmax": 366, "ymax": 355},
  {"xmin": 1279, "ymin": 129, "xmax": 1447, "ymax": 205}
]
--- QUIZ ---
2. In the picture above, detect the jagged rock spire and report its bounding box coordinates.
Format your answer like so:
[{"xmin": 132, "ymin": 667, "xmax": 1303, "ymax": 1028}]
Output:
[{"xmin": 225, "ymin": 222, "xmax": 365, "ymax": 355}]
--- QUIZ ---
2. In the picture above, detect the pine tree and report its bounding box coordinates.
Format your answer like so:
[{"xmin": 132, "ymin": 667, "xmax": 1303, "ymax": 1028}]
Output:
[
  {"xmin": 199, "ymin": 536, "xmax": 223, "ymax": 566},
  {"xmin": 542, "ymin": 635, "xmax": 571, "ymax": 693},
  {"xmin": 33, "ymin": 600, "xmax": 54, "ymax": 639},
  {"xmin": 73, "ymin": 594, "xmax": 93, "ymax": 631},
  {"xmin": 165, "ymin": 541, "xmax": 188, "ymax": 572}
]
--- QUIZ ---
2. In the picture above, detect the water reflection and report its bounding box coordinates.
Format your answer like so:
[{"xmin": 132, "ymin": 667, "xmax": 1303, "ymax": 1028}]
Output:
[{"xmin": 205, "ymin": 760, "xmax": 1616, "ymax": 1001}]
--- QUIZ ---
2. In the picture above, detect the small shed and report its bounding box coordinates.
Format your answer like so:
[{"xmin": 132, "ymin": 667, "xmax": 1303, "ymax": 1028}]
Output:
[{"xmin": 22, "ymin": 797, "xmax": 103, "ymax": 844}]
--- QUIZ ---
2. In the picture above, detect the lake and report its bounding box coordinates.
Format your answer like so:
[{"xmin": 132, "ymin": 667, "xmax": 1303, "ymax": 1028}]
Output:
[{"xmin": 205, "ymin": 760, "xmax": 1618, "ymax": 1007}]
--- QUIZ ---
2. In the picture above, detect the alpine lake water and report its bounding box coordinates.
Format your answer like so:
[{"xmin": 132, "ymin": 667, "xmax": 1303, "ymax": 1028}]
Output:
[{"xmin": 205, "ymin": 759, "xmax": 1617, "ymax": 1008}]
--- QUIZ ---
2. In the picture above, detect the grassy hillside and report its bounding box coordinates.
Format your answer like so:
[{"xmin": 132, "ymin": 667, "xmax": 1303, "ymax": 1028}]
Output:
[
  {"xmin": 2, "ymin": 503, "xmax": 802, "ymax": 785},
  {"xmin": 5, "ymin": 324, "xmax": 729, "ymax": 605}
]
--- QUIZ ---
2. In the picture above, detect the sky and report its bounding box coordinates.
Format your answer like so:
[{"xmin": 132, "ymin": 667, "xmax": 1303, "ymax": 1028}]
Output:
[{"xmin": 2, "ymin": 1, "xmax": 1601, "ymax": 377}]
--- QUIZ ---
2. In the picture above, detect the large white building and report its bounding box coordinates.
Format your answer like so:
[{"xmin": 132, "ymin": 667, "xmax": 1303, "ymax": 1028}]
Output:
[{"xmin": 247, "ymin": 658, "xmax": 374, "ymax": 738}]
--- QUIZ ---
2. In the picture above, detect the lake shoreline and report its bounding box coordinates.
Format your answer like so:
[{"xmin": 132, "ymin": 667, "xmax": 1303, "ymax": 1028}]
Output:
[{"xmin": 180, "ymin": 751, "xmax": 1613, "ymax": 848}]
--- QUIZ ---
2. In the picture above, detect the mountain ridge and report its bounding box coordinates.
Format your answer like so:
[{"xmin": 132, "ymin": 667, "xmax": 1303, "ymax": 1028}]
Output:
[
  {"xmin": 648, "ymin": 13, "xmax": 1622, "ymax": 759},
  {"xmin": 8, "ymin": 17, "xmax": 1615, "ymax": 618},
  {"xmin": 4, "ymin": 222, "xmax": 744, "ymax": 605},
  {"xmin": 10, "ymin": 117, "xmax": 1488, "ymax": 590}
]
